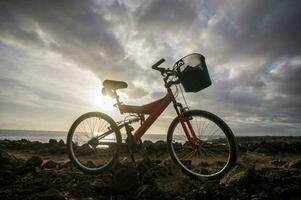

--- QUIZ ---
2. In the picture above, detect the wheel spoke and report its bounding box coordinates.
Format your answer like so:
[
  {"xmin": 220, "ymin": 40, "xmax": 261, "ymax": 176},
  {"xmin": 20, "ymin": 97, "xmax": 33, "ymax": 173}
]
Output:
[
  {"xmin": 68, "ymin": 113, "xmax": 119, "ymax": 172},
  {"xmin": 169, "ymin": 111, "xmax": 234, "ymax": 178}
]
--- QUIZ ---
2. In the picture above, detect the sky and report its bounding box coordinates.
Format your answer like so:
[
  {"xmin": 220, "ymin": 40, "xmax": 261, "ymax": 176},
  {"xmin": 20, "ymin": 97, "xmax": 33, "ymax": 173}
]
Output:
[{"xmin": 0, "ymin": 0, "xmax": 300, "ymax": 136}]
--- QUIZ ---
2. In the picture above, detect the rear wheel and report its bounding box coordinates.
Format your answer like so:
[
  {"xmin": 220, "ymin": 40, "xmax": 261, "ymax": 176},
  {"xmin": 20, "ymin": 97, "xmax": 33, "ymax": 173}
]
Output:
[
  {"xmin": 67, "ymin": 112, "xmax": 122, "ymax": 174},
  {"xmin": 167, "ymin": 110, "xmax": 237, "ymax": 179}
]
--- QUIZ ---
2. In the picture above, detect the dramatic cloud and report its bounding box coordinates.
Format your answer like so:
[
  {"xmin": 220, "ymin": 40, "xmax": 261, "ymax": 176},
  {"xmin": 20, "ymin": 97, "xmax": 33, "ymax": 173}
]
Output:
[{"xmin": 0, "ymin": 0, "xmax": 300, "ymax": 135}]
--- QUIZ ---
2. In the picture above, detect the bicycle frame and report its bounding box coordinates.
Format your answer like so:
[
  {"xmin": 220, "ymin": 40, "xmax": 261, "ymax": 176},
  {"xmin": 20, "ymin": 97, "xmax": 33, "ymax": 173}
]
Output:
[{"xmin": 118, "ymin": 88, "xmax": 198, "ymax": 146}]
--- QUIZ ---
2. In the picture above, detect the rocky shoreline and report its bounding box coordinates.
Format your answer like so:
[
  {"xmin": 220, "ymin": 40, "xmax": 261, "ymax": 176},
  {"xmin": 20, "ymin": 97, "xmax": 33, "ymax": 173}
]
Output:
[{"xmin": 1, "ymin": 138, "xmax": 301, "ymax": 200}]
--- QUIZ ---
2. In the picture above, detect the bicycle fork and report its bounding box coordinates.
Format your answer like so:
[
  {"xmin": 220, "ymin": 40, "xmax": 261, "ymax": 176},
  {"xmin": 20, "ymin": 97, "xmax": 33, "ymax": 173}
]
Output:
[
  {"xmin": 179, "ymin": 114, "xmax": 198, "ymax": 147},
  {"xmin": 172, "ymin": 99, "xmax": 198, "ymax": 147}
]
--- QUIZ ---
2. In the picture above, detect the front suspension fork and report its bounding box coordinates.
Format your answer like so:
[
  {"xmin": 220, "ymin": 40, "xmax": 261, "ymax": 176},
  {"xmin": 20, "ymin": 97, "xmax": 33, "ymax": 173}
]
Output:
[
  {"xmin": 179, "ymin": 113, "xmax": 198, "ymax": 147},
  {"xmin": 172, "ymin": 96, "xmax": 198, "ymax": 147}
]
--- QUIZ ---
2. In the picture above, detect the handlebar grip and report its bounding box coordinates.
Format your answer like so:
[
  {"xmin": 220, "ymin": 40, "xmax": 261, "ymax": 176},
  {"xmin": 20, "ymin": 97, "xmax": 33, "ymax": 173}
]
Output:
[{"xmin": 152, "ymin": 58, "xmax": 165, "ymax": 69}]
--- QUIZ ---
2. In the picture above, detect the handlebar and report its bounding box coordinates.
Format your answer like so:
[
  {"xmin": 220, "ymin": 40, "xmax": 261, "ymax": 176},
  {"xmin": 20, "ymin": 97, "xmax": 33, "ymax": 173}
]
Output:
[
  {"xmin": 151, "ymin": 58, "xmax": 180, "ymax": 88},
  {"xmin": 152, "ymin": 58, "xmax": 165, "ymax": 69}
]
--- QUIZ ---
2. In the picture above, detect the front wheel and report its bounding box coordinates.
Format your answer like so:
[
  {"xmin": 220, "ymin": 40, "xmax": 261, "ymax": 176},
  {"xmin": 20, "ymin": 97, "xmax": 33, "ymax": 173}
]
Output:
[
  {"xmin": 67, "ymin": 112, "xmax": 122, "ymax": 174},
  {"xmin": 167, "ymin": 110, "xmax": 237, "ymax": 179}
]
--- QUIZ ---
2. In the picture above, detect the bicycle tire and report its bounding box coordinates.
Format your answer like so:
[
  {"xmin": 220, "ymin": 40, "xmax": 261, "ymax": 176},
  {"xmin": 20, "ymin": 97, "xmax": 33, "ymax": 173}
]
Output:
[
  {"xmin": 167, "ymin": 110, "xmax": 237, "ymax": 179},
  {"xmin": 67, "ymin": 112, "xmax": 122, "ymax": 174}
]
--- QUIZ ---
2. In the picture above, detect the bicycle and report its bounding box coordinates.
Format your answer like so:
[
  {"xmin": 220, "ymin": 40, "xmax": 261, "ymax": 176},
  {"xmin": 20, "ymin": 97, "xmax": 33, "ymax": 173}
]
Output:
[{"xmin": 67, "ymin": 53, "xmax": 237, "ymax": 179}]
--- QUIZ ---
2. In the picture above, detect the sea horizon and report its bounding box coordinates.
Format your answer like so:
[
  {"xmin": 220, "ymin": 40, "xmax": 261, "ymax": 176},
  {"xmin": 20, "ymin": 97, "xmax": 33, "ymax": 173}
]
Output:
[{"xmin": 0, "ymin": 129, "xmax": 300, "ymax": 143}]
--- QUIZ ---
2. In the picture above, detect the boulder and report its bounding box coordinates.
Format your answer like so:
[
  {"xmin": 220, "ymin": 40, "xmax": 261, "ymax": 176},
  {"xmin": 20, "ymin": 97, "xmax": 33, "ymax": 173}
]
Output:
[
  {"xmin": 42, "ymin": 160, "xmax": 58, "ymax": 169},
  {"xmin": 49, "ymin": 139, "xmax": 58, "ymax": 144},
  {"xmin": 142, "ymin": 140, "xmax": 154, "ymax": 151},
  {"xmin": 220, "ymin": 164, "xmax": 257, "ymax": 186},
  {"xmin": 0, "ymin": 149, "xmax": 20, "ymax": 170},
  {"xmin": 288, "ymin": 159, "xmax": 301, "ymax": 169},
  {"xmin": 58, "ymin": 139, "xmax": 65, "ymax": 145},
  {"xmin": 48, "ymin": 139, "xmax": 58, "ymax": 144},
  {"xmin": 110, "ymin": 164, "xmax": 139, "ymax": 194},
  {"xmin": 26, "ymin": 156, "xmax": 43, "ymax": 167},
  {"xmin": 153, "ymin": 140, "xmax": 166, "ymax": 151}
]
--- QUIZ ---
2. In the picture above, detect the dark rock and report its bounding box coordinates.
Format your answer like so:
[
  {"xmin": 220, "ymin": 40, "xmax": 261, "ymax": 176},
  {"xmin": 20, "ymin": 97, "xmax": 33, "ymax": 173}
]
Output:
[
  {"xmin": 26, "ymin": 156, "xmax": 43, "ymax": 167},
  {"xmin": 49, "ymin": 139, "xmax": 58, "ymax": 144},
  {"xmin": 154, "ymin": 175, "xmax": 188, "ymax": 196},
  {"xmin": 70, "ymin": 180, "xmax": 95, "ymax": 198},
  {"xmin": 142, "ymin": 165, "xmax": 169, "ymax": 185},
  {"xmin": 159, "ymin": 159, "xmax": 177, "ymax": 175},
  {"xmin": 0, "ymin": 170, "xmax": 17, "ymax": 187},
  {"xmin": 250, "ymin": 141, "xmax": 301, "ymax": 154},
  {"xmin": 198, "ymin": 162, "xmax": 209, "ymax": 167},
  {"xmin": 37, "ymin": 188, "xmax": 66, "ymax": 200},
  {"xmin": 111, "ymin": 164, "xmax": 139, "ymax": 194},
  {"xmin": 192, "ymin": 182, "xmax": 220, "ymax": 200},
  {"xmin": 278, "ymin": 184, "xmax": 301, "ymax": 199},
  {"xmin": 0, "ymin": 143, "xmax": 5, "ymax": 149},
  {"xmin": 42, "ymin": 160, "xmax": 58, "ymax": 169},
  {"xmin": 2, "ymin": 137, "xmax": 301, "ymax": 200},
  {"xmin": 137, "ymin": 158, "xmax": 159, "ymax": 175},
  {"xmin": 269, "ymin": 159, "xmax": 288, "ymax": 167},
  {"xmin": 142, "ymin": 140, "xmax": 154, "ymax": 152},
  {"xmin": 86, "ymin": 160, "xmax": 96, "ymax": 168},
  {"xmin": 288, "ymin": 159, "xmax": 301, "ymax": 169},
  {"xmin": 58, "ymin": 139, "xmax": 65, "ymax": 145},
  {"xmin": 78, "ymin": 143, "xmax": 94, "ymax": 155},
  {"xmin": 135, "ymin": 185, "xmax": 165, "ymax": 200},
  {"xmin": 15, "ymin": 164, "xmax": 33, "ymax": 175},
  {"xmin": 250, "ymin": 191, "xmax": 269, "ymax": 200},
  {"xmin": 0, "ymin": 150, "xmax": 20, "ymax": 170},
  {"xmin": 172, "ymin": 142, "xmax": 183, "ymax": 151},
  {"xmin": 58, "ymin": 161, "xmax": 73, "ymax": 169},
  {"xmin": 153, "ymin": 140, "xmax": 166, "ymax": 152},
  {"xmin": 91, "ymin": 179, "xmax": 111, "ymax": 195},
  {"xmin": 220, "ymin": 164, "xmax": 257, "ymax": 186}
]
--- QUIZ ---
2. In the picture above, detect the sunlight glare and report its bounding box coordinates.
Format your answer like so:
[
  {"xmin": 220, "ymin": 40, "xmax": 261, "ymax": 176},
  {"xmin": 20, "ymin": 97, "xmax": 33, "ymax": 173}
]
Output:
[{"xmin": 88, "ymin": 86, "xmax": 116, "ymax": 112}]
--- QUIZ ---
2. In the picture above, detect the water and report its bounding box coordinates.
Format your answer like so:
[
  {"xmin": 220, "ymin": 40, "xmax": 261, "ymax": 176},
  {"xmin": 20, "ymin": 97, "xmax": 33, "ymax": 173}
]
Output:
[
  {"xmin": 0, "ymin": 130, "xmax": 67, "ymax": 143},
  {"xmin": 0, "ymin": 129, "xmax": 167, "ymax": 143}
]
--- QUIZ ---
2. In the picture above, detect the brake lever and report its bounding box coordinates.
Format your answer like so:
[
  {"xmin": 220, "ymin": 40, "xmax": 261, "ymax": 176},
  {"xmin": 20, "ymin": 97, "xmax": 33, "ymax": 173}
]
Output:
[{"xmin": 165, "ymin": 79, "xmax": 180, "ymax": 88}]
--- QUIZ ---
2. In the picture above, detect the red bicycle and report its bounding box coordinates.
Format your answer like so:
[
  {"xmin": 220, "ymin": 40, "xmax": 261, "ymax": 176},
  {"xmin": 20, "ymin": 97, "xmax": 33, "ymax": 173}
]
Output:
[{"xmin": 67, "ymin": 53, "xmax": 237, "ymax": 179}]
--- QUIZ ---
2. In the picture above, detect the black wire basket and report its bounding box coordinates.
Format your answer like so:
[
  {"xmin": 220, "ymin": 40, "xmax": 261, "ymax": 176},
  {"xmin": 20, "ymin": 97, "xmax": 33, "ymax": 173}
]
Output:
[{"xmin": 173, "ymin": 53, "xmax": 212, "ymax": 93}]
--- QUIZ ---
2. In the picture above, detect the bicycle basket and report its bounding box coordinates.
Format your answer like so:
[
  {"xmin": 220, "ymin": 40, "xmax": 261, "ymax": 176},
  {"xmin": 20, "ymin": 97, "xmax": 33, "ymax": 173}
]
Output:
[{"xmin": 173, "ymin": 53, "xmax": 211, "ymax": 92}]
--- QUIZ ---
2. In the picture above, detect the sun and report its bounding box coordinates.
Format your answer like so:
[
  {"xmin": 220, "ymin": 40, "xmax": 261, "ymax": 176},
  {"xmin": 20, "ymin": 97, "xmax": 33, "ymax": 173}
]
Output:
[
  {"xmin": 95, "ymin": 94, "xmax": 116, "ymax": 111},
  {"xmin": 86, "ymin": 81, "xmax": 130, "ymax": 113},
  {"xmin": 88, "ymin": 86, "xmax": 117, "ymax": 112}
]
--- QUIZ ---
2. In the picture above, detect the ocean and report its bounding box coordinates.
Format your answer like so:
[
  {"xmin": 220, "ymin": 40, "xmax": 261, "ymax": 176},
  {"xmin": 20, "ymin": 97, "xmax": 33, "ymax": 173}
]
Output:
[
  {"xmin": 2, "ymin": 129, "xmax": 299, "ymax": 143},
  {"xmin": 0, "ymin": 129, "xmax": 167, "ymax": 143}
]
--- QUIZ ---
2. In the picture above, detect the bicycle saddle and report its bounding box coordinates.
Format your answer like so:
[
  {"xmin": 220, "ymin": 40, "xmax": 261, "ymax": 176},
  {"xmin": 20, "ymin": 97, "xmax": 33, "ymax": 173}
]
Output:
[{"xmin": 103, "ymin": 80, "xmax": 128, "ymax": 90}]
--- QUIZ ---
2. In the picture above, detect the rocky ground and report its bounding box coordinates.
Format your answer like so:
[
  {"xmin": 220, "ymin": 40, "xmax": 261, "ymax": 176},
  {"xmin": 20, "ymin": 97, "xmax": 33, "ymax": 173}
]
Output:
[{"xmin": 1, "ymin": 137, "xmax": 301, "ymax": 200}]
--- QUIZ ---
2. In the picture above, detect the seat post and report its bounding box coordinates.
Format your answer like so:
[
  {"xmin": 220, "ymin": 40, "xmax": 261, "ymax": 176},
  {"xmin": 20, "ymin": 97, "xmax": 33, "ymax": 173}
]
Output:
[{"xmin": 113, "ymin": 90, "xmax": 122, "ymax": 106}]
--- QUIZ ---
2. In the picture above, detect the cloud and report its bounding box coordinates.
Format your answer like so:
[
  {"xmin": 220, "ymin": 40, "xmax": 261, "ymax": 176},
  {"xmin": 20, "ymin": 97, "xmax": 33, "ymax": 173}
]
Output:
[
  {"xmin": 0, "ymin": 0, "xmax": 300, "ymax": 135},
  {"xmin": 0, "ymin": 0, "xmax": 144, "ymax": 82}
]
